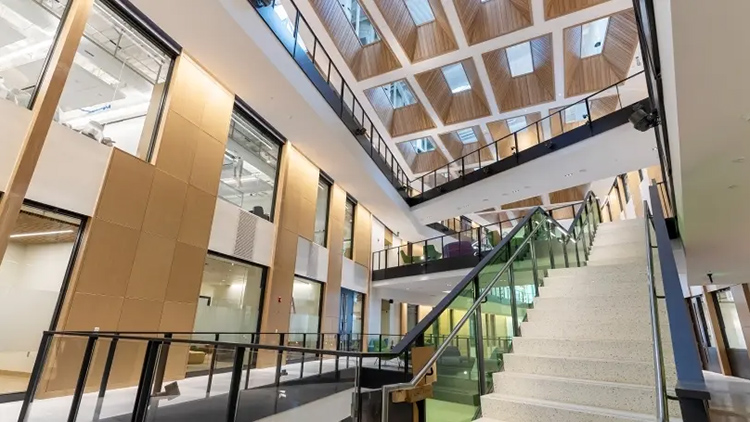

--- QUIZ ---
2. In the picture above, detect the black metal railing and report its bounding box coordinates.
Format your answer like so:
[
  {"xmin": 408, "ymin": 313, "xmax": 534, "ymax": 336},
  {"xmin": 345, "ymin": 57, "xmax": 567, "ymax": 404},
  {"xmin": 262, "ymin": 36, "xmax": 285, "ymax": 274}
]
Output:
[
  {"xmin": 372, "ymin": 201, "xmax": 585, "ymax": 271},
  {"xmin": 249, "ymin": 0, "xmax": 650, "ymax": 203}
]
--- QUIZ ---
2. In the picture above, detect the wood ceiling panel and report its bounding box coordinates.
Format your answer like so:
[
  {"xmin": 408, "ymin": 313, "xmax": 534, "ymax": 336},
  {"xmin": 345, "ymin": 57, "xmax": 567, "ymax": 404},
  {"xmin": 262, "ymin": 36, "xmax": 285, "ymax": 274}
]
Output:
[
  {"xmin": 373, "ymin": 0, "xmax": 418, "ymax": 58},
  {"xmin": 439, "ymin": 131, "xmax": 465, "ymax": 160},
  {"xmin": 483, "ymin": 34, "xmax": 555, "ymax": 112},
  {"xmin": 439, "ymin": 126, "xmax": 493, "ymax": 163},
  {"xmin": 10, "ymin": 211, "xmax": 79, "ymax": 245},
  {"xmin": 549, "ymin": 185, "xmax": 586, "ymax": 203},
  {"xmin": 309, "ymin": 0, "xmax": 401, "ymax": 80},
  {"xmin": 364, "ymin": 86, "xmax": 395, "ymax": 131},
  {"xmin": 549, "ymin": 94, "xmax": 619, "ymax": 136},
  {"xmin": 397, "ymin": 137, "xmax": 448, "ymax": 174},
  {"xmin": 502, "ymin": 196, "xmax": 543, "ymax": 210},
  {"xmin": 454, "ymin": 0, "xmax": 533, "ymax": 46},
  {"xmin": 564, "ymin": 9, "xmax": 638, "ymax": 97},
  {"xmin": 544, "ymin": 0, "xmax": 610, "ymax": 21},
  {"xmin": 392, "ymin": 102, "xmax": 437, "ymax": 137},
  {"xmin": 487, "ymin": 112, "xmax": 543, "ymax": 159},
  {"xmin": 415, "ymin": 58, "xmax": 491, "ymax": 125},
  {"xmin": 549, "ymin": 205, "xmax": 575, "ymax": 220}
]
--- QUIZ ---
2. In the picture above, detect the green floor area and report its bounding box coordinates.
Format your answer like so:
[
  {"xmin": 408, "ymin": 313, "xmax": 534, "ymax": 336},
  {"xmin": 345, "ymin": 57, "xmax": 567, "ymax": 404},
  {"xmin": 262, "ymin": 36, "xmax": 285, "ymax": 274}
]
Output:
[{"xmin": 425, "ymin": 398, "xmax": 477, "ymax": 422}]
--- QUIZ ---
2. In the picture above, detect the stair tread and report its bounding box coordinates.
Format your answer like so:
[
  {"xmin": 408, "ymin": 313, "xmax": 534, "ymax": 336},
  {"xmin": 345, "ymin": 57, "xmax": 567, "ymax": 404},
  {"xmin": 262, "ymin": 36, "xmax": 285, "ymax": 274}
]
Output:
[
  {"xmin": 507, "ymin": 352, "xmax": 655, "ymax": 365},
  {"xmin": 483, "ymin": 393, "xmax": 661, "ymax": 421},
  {"xmin": 495, "ymin": 371, "xmax": 653, "ymax": 390}
]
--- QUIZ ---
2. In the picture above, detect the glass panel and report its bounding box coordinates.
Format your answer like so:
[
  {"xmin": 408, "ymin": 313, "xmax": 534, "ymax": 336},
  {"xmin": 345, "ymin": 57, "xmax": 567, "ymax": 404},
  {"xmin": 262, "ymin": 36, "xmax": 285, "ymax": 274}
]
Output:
[
  {"xmin": 343, "ymin": 199, "xmax": 355, "ymax": 258},
  {"xmin": 425, "ymin": 237, "xmax": 443, "ymax": 262},
  {"xmin": 717, "ymin": 290, "xmax": 747, "ymax": 349},
  {"xmin": 0, "ymin": 0, "xmax": 69, "ymax": 109},
  {"xmin": 382, "ymin": 80, "xmax": 415, "ymax": 108},
  {"xmin": 506, "ymin": 41, "xmax": 533, "ymax": 77},
  {"xmin": 221, "ymin": 109, "xmax": 281, "ymax": 220},
  {"xmin": 581, "ymin": 17, "xmax": 609, "ymax": 58},
  {"xmin": 288, "ymin": 277, "xmax": 322, "ymax": 349},
  {"xmin": 336, "ymin": 0, "xmax": 380, "ymax": 46},
  {"xmin": 441, "ymin": 63, "xmax": 471, "ymax": 93},
  {"xmin": 313, "ymin": 178, "xmax": 330, "ymax": 246},
  {"xmin": 405, "ymin": 0, "xmax": 435, "ymax": 25},
  {"xmin": 57, "ymin": 0, "xmax": 173, "ymax": 160},
  {"xmin": 0, "ymin": 204, "xmax": 82, "ymax": 395},
  {"xmin": 340, "ymin": 288, "xmax": 364, "ymax": 351}
]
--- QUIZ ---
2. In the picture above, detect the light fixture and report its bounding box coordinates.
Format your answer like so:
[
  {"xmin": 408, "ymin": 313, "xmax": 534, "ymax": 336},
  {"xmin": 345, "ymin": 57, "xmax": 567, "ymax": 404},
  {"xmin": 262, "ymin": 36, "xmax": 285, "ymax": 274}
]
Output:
[
  {"xmin": 732, "ymin": 157, "xmax": 746, "ymax": 163},
  {"xmin": 506, "ymin": 42, "xmax": 534, "ymax": 77},
  {"xmin": 564, "ymin": 173, "xmax": 573, "ymax": 177},
  {"xmin": 442, "ymin": 290, "xmax": 451, "ymax": 293},
  {"xmin": 10, "ymin": 229, "xmax": 74, "ymax": 239}
]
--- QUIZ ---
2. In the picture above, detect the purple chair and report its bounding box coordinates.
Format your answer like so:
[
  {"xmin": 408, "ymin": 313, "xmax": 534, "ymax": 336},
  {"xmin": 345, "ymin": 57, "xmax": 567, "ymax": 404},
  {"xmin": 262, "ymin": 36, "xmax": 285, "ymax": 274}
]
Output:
[{"xmin": 443, "ymin": 241, "xmax": 475, "ymax": 258}]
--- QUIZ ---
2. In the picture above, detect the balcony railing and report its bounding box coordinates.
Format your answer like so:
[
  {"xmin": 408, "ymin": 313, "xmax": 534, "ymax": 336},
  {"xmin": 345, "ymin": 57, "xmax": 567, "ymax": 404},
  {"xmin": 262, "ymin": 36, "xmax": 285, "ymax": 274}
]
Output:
[{"xmin": 250, "ymin": 0, "xmax": 649, "ymax": 204}]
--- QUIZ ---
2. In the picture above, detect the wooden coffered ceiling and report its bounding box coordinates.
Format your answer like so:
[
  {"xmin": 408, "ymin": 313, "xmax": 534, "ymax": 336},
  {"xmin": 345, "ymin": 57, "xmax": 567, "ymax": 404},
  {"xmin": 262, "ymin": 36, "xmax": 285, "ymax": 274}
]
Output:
[
  {"xmin": 439, "ymin": 125, "xmax": 492, "ymax": 163},
  {"xmin": 298, "ymin": 0, "xmax": 643, "ymax": 179},
  {"xmin": 364, "ymin": 80, "xmax": 436, "ymax": 137},
  {"xmin": 471, "ymin": 184, "xmax": 587, "ymax": 225},
  {"xmin": 453, "ymin": 0, "xmax": 533, "ymax": 46},
  {"xmin": 396, "ymin": 137, "xmax": 448, "ymax": 174},
  {"xmin": 549, "ymin": 94, "xmax": 619, "ymax": 136},
  {"xmin": 563, "ymin": 9, "xmax": 639, "ymax": 97},
  {"xmin": 372, "ymin": 0, "xmax": 458, "ymax": 63},
  {"xmin": 414, "ymin": 58, "xmax": 491, "ymax": 125},
  {"xmin": 482, "ymin": 33, "xmax": 556, "ymax": 113},
  {"xmin": 308, "ymin": 0, "xmax": 401, "ymax": 80}
]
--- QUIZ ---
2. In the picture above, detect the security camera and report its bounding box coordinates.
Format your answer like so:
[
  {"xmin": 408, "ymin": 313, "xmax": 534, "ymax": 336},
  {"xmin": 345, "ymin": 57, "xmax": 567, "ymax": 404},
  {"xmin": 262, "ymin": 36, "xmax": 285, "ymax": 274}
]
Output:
[
  {"xmin": 707, "ymin": 272, "xmax": 714, "ymax": 283},
  {"xmin": 629, "ymin": 104, "xmax": 659, "ymax": 132}
]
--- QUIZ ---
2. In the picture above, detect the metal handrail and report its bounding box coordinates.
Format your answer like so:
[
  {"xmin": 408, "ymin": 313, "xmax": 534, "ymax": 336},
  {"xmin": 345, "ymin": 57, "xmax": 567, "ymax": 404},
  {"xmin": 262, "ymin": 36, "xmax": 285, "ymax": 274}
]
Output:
[
  {"xmin": 381, "ymin": 218, "xmax": 552, "ymax": 422},
  {"xmin": 644, "ymin": 200, "xmax": 669, "ymax": 421}
]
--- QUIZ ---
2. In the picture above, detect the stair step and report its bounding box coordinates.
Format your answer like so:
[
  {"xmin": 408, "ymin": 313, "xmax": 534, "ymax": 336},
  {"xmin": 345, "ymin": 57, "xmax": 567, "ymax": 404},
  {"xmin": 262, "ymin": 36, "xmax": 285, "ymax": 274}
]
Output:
[
  {"xmin": 520, "ymin": 320, "xmax": 668, "ymax": 342},
  {"xmin": 533, "ymin": 295, "xmax": 651, "ymax": 312},
  {"xmin": 491, "ymin": 372, "xmax": 682, "ymax": 416},
  {"xmin": 503, "ymin": 353, "xmax": 673, "ymax": 386},
  {"xmin": 525, "ymin": 307, "xmax": 668, "ymax": 326},
  {"xmin": 512, "ymin": 337, "xmax": 655, "ymax": 362},
  {"xmin": 481, "ymin": 393, "xmax": 667, "ymax": 422},
  {"xmin": 547, "ymin": 263, "xmax": 656, "ymax": 283},
  {"xmin": 538, "ymin": 281, "xmax": 648, "ymax": 298}
]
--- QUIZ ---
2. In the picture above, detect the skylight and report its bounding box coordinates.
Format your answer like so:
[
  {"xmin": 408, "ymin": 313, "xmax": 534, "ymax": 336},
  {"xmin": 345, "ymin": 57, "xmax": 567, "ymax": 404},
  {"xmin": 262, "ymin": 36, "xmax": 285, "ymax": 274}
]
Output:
[
  {"xmin": 405, "ymin": 0, "xmax": 435, "ymax": 25},
  {"xmin": 506, "ymin": 116, "xmax": 527, "ymax": 133},
  {"xmin": 382, "ymin": 80, "xmax": 417, "ymax": 108},
  {"xmin": 581, "ymin": 17, "xmax": 609, "ymax": 58},
  {"xmin": 411, "ymin": 137, "xmax": 436, "ymax": 153},
  {"xmin": 441, "ymin": 63, "xmax": 471, "ymax": 93},
  {"xmin": 456, "ymin": 128, "xmax": 478, "ymax": 144},
  {"xmin": 337, "ymin": 0, "xmax": 381, "ymax": 46},
  {"xmin": 506, "ymin": 41, "xmax": 534, "ymax": 77},
  {"xmin": 564, "ymin": 103, "xmax": 589, "ymax": 123}
]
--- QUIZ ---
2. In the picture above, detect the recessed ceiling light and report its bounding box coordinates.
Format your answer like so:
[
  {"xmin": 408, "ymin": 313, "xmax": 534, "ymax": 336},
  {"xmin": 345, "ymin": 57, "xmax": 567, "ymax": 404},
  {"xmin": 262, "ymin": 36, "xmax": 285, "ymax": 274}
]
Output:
[
  {"xmin": 442, "ymin": 290, "xmax": 451, "ymax": 293},
  {"xmin": 9, "ymin": 229, "xmax": 74, "ymax": 238},
  {"xmin": 564, "ymin": 173, "xmax": 573, "ymax": 177},
  {"xmin": 579, "ymin": 169, "xmax": 587, "ymax": 173},
  {"xmin": 728, "ymin": 184, "xmax": 739, "ymax": 189},
  {"xmin": 483, "ymin": 198, "xmax": 489, "ymax": 202},
  {"xmin": 732, "ymin": 157, "xmax": 746, "ymax": 163}
]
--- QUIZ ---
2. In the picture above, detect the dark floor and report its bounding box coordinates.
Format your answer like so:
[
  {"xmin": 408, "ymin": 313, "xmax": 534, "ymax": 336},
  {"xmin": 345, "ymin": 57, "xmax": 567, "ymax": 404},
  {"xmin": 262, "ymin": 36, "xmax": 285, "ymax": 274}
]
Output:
[{"xmin": 100, "ymin": 370, "xmax": 356, "ymax": 422}]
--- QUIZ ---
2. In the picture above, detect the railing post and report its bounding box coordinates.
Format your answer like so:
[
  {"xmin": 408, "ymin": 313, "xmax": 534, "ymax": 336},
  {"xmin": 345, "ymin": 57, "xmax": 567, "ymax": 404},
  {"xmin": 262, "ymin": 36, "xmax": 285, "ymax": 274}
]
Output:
[
  {"xmin": 275, "ymin": 333, "xmax": 285, "ymax": 387},
  {"xmin": 67, "ymin": 336, "xmax": 98, "ymax": 422},
  {"xmin": 245, "ymin": 334, "xmax": 256, "ymax": 390},
  {"xmin": 18, "ymin": 331, "xmax": 53, "ymax": 422},
  {"xmin": 509, "ymin": 265, "xmax": 519, "ymax": 337},
  {"xmin": 546, "ymin": 220, "xmax": 555, "ymax": 269},
  {"xmin": 300, "ymin": 333, "xmax": 306, "ymax": 379},
  {"xmin": 152, "ymin": 333, "xmax": 172, "ymax": 395},
  {"xmin": 473, "ymin": 277, "xmax": 487, "ymax": 394},
  {"xmin": 93, "ymin": 336, "xmax": 119, "ymax": 421},
  {"xmin": 530, "ymin": 236, "xmax": 540, "ymax": 295},
  {"xmin": 562, "ymin": 236, "xmax": 570, "ymax": 268},
  {"xmin": 132, "ymin": 340, "xmax": 160, "ymax": 422},
  {"xmin": 226, "ymin": 346, "xmax": 246, "ymax": 422},
  {"xmin": 574, "ymin": 234, "xmax": 582, "ymax": 267},
  {"xmin": 206, "ymin": 333, "xmax": 220, "ymax": 396},
  {"xmin": 513, "ymin": 133, "xmax": 519, "ymax": 162},
  {"xmin": 585, "ymin": 98, "xmax": 593, "ymax": 132}
]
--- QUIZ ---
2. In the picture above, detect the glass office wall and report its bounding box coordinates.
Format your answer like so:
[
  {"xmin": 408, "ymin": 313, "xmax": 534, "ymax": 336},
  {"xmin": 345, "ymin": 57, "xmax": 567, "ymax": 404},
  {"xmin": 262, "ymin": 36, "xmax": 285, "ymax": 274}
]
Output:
[
  {"xmin": 219, "ymin": 108, "xmax": 281, "ymax": 221},
  {"xmin": 189, "ymin": 254, "xmax": 266, "ymax": 374},
  {"xmin": 339, "ymin": 288, "xmax": 364, "ymax": 350},
  {"xmin": 343, "ymin": 198, "xmax": 354, "ymax": 258},
  {"xmin": 717, "ymin": 289, "xmax": 747, "ymax": 349},
  {"xmin": 0, "ymin": 203, "xmax": 83, "ymax": 395},
  {"xmin": 313, "ymin": 178, "xmax": 330, "ymax": 246},
  {"xmin": 0, "ymin": 0, "xmax": 69, "ymax": 109},
  {"xmin": 56, "ymin": 0, "xmax": 173, "ymax": 160},
  {"xmin": 289, "ymin": 276, "xmax": 322, "ymax": 335}
]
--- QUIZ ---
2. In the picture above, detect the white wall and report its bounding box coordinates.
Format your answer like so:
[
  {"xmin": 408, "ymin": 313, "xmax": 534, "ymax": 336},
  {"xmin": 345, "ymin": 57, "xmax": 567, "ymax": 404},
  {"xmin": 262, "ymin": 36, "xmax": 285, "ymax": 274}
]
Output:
[
  {"xmin": 0, "ymin": 242, "xmax": 74, "ymax": 373},
  {"xmin": 207, "ymin": 198, "xmax": 275, "ymax": 267},
  {"xmin": 341, "ymin": 257, "xmax": 367, "ymax": 294}
]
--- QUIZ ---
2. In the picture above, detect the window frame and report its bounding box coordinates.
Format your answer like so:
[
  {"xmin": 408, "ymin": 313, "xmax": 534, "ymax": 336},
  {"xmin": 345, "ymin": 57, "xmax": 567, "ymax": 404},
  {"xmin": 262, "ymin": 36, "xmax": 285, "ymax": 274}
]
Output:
[
  {"xmin": 580, "ymin": 17, "xmax": 610, "ymax": 59},
  {"xmin": 404, "ymin": 0, "xmax": 436, "ymax": 26},
  {"xmin": 382, "ymin": 80, "xmax": 417, "ymax": 109},
  {"xmin": 335, "ymin": 0, "xmax": 381, "ymax": 47},
  {"xmin": 505, "ymin": 41, "xmax": 535, "ymax": 78},
  {"xmin": 343, "ymin": 196, "xmax": 356, "ymax": 259},
  {"xmin": 441, "ymin": 62, "xmax": 472, "ymax": 94},
  {"xmin": 291, "ymin": 273, "xmax": 326, "ymax": 335},
  {"xmin": 314, "ymin": 175, "xmax": 333, "ymax": 247}
]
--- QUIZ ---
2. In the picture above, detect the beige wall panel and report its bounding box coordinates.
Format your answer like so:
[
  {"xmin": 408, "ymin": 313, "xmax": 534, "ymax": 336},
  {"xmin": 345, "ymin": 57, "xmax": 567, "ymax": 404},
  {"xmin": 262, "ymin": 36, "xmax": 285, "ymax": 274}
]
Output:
[
  {"xmin": 64, "ymin": 292, "xmax": 124, "ymax": 331},
  {"xmin": 95, "ymin": 150, "xmax": 154, "ymax": 231},
  {"xmin": 322, "ymin": 185, "xmax": 347, "ymax": 333},
  {"xmin": 142, "ymin": 170, "xmax": 188, "ymax": 239},
  {"xmin": 200, "ymin": 85, "xmax": 234, "ymax": 142},
  {"xmin": 74, "ymin": 219, "xmax": 140, "ymax": 297},
  {"xmin": 177, "ymin": 186, "xmax": 216, "ymax": 249},
  {"xmin": 168, "ymin": 57, "xmax": 208, "ymax": 126},
  {"xmin": 154, "ymin": 111, "xmax": 199, "ymax": 183},
  {"xmin": 118, "ymin": 298, "xmax": 164, "ymax": 332},
  {"xmin": 353, "ymin": 205, "xmax": 372, "ymax": 267},
  {"xmin": 125, "ymin": 232, "xmax": 176, "ymax": 301},
  {"xmin": 190, "ymin": 132, "xmax": 225, "ymax": 195},
  {"xmin": 165, "ymin": 242, "xmax": 207, "ymax": 303},
  {"xmin": 159, "ymin": 301, "xmax": 198, "ymax": 333}
]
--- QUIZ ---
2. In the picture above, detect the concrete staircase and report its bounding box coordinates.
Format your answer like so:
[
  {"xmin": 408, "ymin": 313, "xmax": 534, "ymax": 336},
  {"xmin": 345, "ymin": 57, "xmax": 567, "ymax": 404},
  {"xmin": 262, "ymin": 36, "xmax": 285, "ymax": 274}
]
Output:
[{"xmin": 479, "ymin": 218, "xmax": 681, "ymax": 422}]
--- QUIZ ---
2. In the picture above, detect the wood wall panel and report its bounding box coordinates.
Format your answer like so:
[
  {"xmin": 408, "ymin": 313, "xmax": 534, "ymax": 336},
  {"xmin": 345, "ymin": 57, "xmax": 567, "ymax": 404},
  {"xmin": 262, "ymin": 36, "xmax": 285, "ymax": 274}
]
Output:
[
  {"xmin": 44, "ymin": 56, "xmax": 233, "ymax": 395},
  {"xmin": 502, "ymin": 196, "xmax": 543, "ymax": 210},
  {"xmin": 544, "ymin": 0, "xmax": 610, "ymax": 20},
  {"xmin": 564, "ymin": 9, "xmax": 638, "ymax": 97},
  {"xmin": 483, "ymin": 34, "xmax": 555, "ymax": 112},
  {"xmin": 353, "ymin": 205, "xmax": 372, "ymax": 267},
  {"xmin": 454, "ymin": 0, "xmax": 532, "ymax": 46},
  {"xmin": 321, "ymin": 185, "xmax": 346, "ymax": 336}
]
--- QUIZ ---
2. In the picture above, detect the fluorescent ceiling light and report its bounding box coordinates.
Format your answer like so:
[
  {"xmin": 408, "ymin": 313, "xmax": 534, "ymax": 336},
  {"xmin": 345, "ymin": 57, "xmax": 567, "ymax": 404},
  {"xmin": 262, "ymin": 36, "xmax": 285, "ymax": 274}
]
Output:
[
  {"xmin": 441, "ymin": 63, "xmax": 471, "ymax": 93},
  {"xmin": 10, "ymin": 230, "xmax": 74, "ymax": 239},
  {"xmin": 564, "ymin": 103, "xmax": 588, "ymax": 123},
  {"xmin": 405, "ymin": 0, "xmax": 435, "ymax": 25},
  {"xmin": 442, "ymin": 290, "xmax": 451, "ymax": 293},
  {"xmin": 506, "ymin": 116, "xmax": 527, "ymax": 133},
  {"xmin": 411, "ymin": 137, "xmax": 435, "ymax": 153},
  {"xmin": 382, "ymin": 80, "xmax": 416, "ymax": 108},
  {"xmin": 456, "ymin": 128, "xmax": 477, "ymax": 144},
  {"xmin": 581, "ymin": 17, "xmax": 609, "ymax": 58},
  {"xmin": 506, "ymin": 41, "xmax": 534, "ymax": 77}
]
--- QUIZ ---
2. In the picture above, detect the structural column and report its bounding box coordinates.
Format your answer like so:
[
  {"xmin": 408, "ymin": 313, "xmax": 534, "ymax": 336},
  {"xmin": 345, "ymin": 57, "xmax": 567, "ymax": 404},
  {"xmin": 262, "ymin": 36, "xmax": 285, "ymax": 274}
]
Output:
[{"xmin": 0, "ymin": 0, "xmax": 93, "ymax": 262}]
